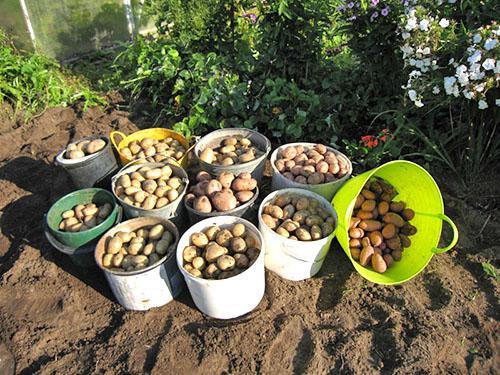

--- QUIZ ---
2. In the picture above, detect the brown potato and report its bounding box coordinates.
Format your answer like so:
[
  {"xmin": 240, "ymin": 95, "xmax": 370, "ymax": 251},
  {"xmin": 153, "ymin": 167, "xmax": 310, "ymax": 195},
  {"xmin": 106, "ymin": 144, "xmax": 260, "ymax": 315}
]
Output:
[
  {"xmin": 235, "ymin": 190, "xmax": 254, "ymax": 203},
  {"xmin": 371, "ymin": 253, "xmax": 387, "ymax": 273},
  {"xmin": 193, "ymin": 196, "xmax": 212, "ymax": 213},
  {"xmin": 191, "ymin": 232, "xmax": 209, "ymax": 248},
  {"xmin": 383, "ymin": 212, "xmax": 405, "ymax": 227},
  {"xmin": 369, "ymin": 231, "xmax": 383, "ymax": 247},
  {"xmin": 231, "ymin": 177, "xmax": 257, "ymax": 192},
  {"xmin": 382, "ymin": 223, "xmax": 397, "ymax": 239},
  {"xmin": 390, "ymin": 201, "xmax": 406, "ymax": 213},
  {"xmin": 215, "ymin": 229, "xmax": 233, "ymax": 247},
  {"xmin": 378, "ymin": 201, "xmax": 389, "ymax": 215},
  {"xmin": 281, "ymin": 146, "xmax": 297, "ymax": 160},
  {"xmin": 212, "ymin": 190, "xmax": 237, "ymax": 211},
  {"xmin": 359, "ymin": 246, "xmax": 374, "ymax": 267},
  {"xmin": 262, "ymin": 214, "xmax": 278, "ymax": 230},
  {"xmin": 350, "ymin": 247, "xmax": 361, "ymax": 260},
  {"xmin": 358, "ymin": 220, "xmax": 382, "ymax": 232},
  {"xmin": 401, "ymin": 208, "xmax": 415, "ymax": 221},
  {"xmin": 217, "ymin": 255, "xmax": 236, "ymax": 271},
  {"xmin": 349, "ymin": 228, "xmax": 365, "ymax": 239}
]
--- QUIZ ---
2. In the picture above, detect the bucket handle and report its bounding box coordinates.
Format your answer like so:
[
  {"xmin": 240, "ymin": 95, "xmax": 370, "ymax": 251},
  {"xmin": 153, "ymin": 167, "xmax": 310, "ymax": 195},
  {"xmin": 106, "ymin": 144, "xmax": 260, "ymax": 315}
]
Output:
[
  {"xmin": 110, "ymin": 131, "xmax": 127, "ymax": 151},
  {"xmin": 431, "ymin": 213, "xmax": 459, "ymax": 254}
]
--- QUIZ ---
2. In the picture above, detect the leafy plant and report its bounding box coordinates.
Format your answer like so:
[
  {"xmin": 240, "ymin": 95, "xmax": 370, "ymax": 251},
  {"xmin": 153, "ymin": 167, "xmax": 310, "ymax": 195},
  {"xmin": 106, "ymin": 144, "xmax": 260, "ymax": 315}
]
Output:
[{"xmin": 482, "ymin": 262, "xmax": 499, "ymax": 281}]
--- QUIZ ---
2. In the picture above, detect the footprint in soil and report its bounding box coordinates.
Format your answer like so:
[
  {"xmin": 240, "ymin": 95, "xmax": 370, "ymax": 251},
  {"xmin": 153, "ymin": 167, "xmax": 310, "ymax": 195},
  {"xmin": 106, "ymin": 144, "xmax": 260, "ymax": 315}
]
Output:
[{"xmin": 423, "ymin": 273, "xmax": 452, "ymax": 310}]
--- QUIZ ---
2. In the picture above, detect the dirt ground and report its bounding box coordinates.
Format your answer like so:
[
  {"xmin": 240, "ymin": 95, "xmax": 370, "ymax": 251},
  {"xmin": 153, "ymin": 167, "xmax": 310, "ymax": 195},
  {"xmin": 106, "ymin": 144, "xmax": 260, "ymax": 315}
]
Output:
[{"xmin": 0, "ymin": 101, "xmax": 498, "ymax": 375}]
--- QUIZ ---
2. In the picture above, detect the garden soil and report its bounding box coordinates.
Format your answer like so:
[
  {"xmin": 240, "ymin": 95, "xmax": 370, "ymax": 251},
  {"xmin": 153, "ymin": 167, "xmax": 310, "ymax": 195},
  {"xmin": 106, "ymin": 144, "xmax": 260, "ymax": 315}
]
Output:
[{"xmin": 0, "ymin": 101, "xmax": 498, "ymax": 374}]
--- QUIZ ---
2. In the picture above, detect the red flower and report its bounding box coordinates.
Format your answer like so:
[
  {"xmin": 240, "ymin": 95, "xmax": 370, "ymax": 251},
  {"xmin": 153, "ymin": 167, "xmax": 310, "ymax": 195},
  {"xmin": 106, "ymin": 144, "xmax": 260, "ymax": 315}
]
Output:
[
  {"xmin": 380, "ymin": 135, "xmax": 387, "ymax": 142},
  {"xmin": 361, "ymin": 135, "xmax": 378, "ymax": 148}
]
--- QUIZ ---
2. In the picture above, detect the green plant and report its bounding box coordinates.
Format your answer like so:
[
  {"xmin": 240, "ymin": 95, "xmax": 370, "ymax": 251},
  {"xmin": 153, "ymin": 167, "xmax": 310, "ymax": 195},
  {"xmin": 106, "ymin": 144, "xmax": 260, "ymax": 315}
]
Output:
[
  {"xmin": 482, "ymin": 262, "xmax": 499, "ymax": 281},
  {"xmin": 0, "ymin": 30, "xmax": 104, "ymax": 120}
]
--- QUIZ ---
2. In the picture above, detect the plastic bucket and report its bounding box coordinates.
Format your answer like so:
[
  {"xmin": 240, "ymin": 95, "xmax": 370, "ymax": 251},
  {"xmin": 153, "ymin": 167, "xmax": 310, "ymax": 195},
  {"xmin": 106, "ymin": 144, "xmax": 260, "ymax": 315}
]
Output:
[
  {"xmin": 55, "ymin": 136, "xmax": 119, "ymax": 189},
  {"xmin": 258, "ymin": 188, "xmax": 338, "ymax": 281},
  {"xmin": 194, "ymin": 128, "xmax": 271, "ymax": 182},
  {"xmin": 184, "ymin": 187, "xmax": 259, "ymax": 225},
  {"xmin": 110, "ymin": 128, "xmax": 193, "ymax": 168},
  {"xmin": 176, "ymin": 216, "xmax": 265, "ymax": 319},
  {"xmin": 95, "ymin": 217, "xmax": 184, "ymax": 310},
  {"xmin": 111, "ymin": 161, "xmax": 189, "ymax": 229},
  {"xmin": 270, "ymin": 143, "xmax": 352, "ymax": 202},
  {"xmin": 46, "ymin": 188, "xmax": 120, "ymax": 249},
  {"xmin": 332, "ymin": 160, "xmax": 459, "ymax": 285}
]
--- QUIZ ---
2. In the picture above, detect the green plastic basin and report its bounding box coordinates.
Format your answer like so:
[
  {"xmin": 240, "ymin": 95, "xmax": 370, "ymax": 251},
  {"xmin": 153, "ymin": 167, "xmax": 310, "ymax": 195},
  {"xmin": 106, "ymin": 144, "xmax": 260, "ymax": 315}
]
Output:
[{"xmin": 46, "ymin": 188, "xmax": 119, "ymax": 249}]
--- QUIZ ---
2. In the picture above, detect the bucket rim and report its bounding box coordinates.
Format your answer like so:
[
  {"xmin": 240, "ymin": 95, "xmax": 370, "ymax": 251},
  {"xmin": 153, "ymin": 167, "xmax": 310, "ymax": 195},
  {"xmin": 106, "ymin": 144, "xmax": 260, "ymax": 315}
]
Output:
[
  {"xmin": 94, "ymin": 216, "xmax": 180, "ymax": 276},
  {"xmin": 46, "ymin": 188, "xmax": 119, "ymax": 236},
  {"xmin": 111, "ymin": 161, "xmax": 189, "ymax": 214},
  {"xmin": 184, "ymin": 186, "xmax": 259, "ymax": 218},
  {"xmin": 176, "ymin": 216, "xmax": 265, "ymax": 284},
  {"xmin": 257, "ymin": 188, "xmax": 338, "ymax": 256},
  {"xmin": 194, "ymin": 128, "xmax": 272, "ymax": 171},
  {"xmin": 269, "ymin": 142, "xmax": 352, "ymax": 188},
  {"xmin": 55, "ymin": 136, "xmax": 111, "ymax": 166}
]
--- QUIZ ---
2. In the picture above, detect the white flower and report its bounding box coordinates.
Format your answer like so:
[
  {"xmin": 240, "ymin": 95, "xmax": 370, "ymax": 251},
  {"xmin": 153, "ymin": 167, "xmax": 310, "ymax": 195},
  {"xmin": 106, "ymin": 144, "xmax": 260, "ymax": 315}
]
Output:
[
  {"xmin": 409, "ymin": 70, "xmax": 422, "ymax": 78},
  {"xmin": 475, "ymin": 83, "xmax": 485, "ymax": 92},
  {"xmin": 463, "ymin": 90, "xmax": 473, "ymax": 99},
  {"xmin": 472, "ymin": 34, "xmax": 482, "ymax": 44},
  {"xmin": 415, "ymin": 99, "xmax": 424, "ymax": 107},
  {"xmin": 448, "ymin": 0, "xmax": 457, "ymax": 3},
  {"xmin": 484, "ymin": 38, "xmax": 498, "ymax": 51},
  {"xmin": 406, "ymin": 17, "xmax": 417, "ymax": 31},
  {"xmin": 409, "ymin": 58, "xmax": 417, "ymax": 66},
  {"xmin": 456, "ymin": 65, "xmax": 469, "ymax": 86},
  {"xmin": 419, "ymin": 19, "xmax": 430, "ymax": 31},
  {"xmin": 494, "ymin": 28, "xmax": 500, "ymax": 36},
  {"xmin": 408, "ymin": 90, "xmax": 417, "ymax": 101},
  {"xmin": 467, "ymin": 50, "xmax": 482, "ymax": 64},
  {"xmin": 415, "ymin": 60, "xmax": 424, "ymax": 69},
  {"xmin": 496, "ymin": 99, "xmax": 500, "ymax": 107},
  {"xmin": 482, "ymin": 58, "xmax": 496, "ymax": 70},
  {"xmin": 444, "ymin": 76, "xmax": 459, "ymax": 97},
  {"xmin": 478, "ymin": 100, "xmax": 488, "ymax": 110},
  {"xmin": 432, "ymin": 86, "xmax": 440, "ymax": 94},
  {"xmin": 449, "ymin": 58, "xmax": 455, "ymax": 65},
  {"xmin": 402, "ymin": 32, "xmax": 411, "ymax": 40},
  {"xmin": 423, "ymin": 58, "xmax": 431, "ymax": 66},
  {"xmin": 400, "ymin": 45, "xmax": 414, "ymax": 57},
  {"xmin": 422, "ymin": 47, "xmax": 431, "ymax": 55},
  {"xmin": 439, "ymin": 18, "xmax": 449, "ymax": 28}
]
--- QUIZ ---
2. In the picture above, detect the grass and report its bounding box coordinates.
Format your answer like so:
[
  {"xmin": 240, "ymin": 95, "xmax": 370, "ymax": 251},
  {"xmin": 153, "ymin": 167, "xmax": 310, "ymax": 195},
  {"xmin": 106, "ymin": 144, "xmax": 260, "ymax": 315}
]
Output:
[
  {"xmin": 481, "ymin": 262, "xmax": 499, "ymax": 281},
  {"xmin": 0, "ymin": 30, "xmax": 105, "ymax": 120}
]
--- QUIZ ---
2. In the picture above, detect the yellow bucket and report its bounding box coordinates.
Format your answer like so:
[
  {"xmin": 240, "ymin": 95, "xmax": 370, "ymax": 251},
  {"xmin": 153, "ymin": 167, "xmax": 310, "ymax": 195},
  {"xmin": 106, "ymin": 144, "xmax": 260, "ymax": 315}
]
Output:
[
  {"xmin": 110, "ymin": 128, "xmax": 193, "ymax": 168},
  {"xmin": 332, "ymin": 160, "xmax": 459, "ymax": 285}
]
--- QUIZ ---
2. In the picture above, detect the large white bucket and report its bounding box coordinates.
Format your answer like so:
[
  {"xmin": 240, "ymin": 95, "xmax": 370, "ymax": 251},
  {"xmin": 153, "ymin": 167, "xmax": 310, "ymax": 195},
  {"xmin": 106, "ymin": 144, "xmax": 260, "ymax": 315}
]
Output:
[
  {"xmin": 270, "ymin": 143, "xmax": 352, "ymax": 202},
  {"xmin": 95, "ymin": 217, "xmax": 184, "ymax": 311},
  {"xmin": 176, "ymin": 216, "xmax": 265, "ymax": 319},
  {"xmin": 258, "ymin": 188, "xmax": 338, "ymax": 281}
]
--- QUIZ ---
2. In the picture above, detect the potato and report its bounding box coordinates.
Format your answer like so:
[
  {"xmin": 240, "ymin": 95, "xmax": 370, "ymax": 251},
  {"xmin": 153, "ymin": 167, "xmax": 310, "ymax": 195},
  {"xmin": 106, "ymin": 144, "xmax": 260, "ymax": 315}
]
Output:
[
  {"xmin": 382, "ymin": 223, "xmax": 397, "ymax": 239},
  {"xmin": 296, "ymin": 227, "xmax": 312, "ymax": 241},
  {"xmin": 378, "ymin": 201, "xmax": 389, "ymax": 215},
  {"xmin": 215, "ymin": 229, "xmax": 233, "ymax": 247},
  {"xmin": 235, "ymin": 191, "xmax": 254, "ymax": 203},
  {"xmin": 231, "ymin": 177, "xmax": 257, "ymax": 192},
  {"xmin": 321, "ymin": 222, "xmax": 335, "ymax": 237},
  {"xmin": 383, "ymin": 254, "xmax": 394, "ymax": 267},
  {"xmin": 262, "ymin": 214, "xmax": 278, "ymax": 230},
  {"xmin": 217, "ymin": 255, "xmax": 236, "ymax": 271},
  {"xmin": 205, "ymin": 226, "xmax": 221, "ymax": 241},
  {"xmin": 102, "ymin": 253, "xmax": 113, "ymax": 267},
  {"xmin": 305, "ymin": 215, "xmax": 323, "ymax": 227},
  {"xmin": 349, "ymin": 228, "xmax": 364, "ymax": 239},
  {"xmin": 369, "ymin": 231, "xmax": 383, "ymax": 247},
  {"xmin": 193, "ymin": 196, "xmax": 212, "ymax": 213},
  {"xmin": 206, "ymin": 180, "xmax": 223, "ymax": 197},
  {"xmin": 107, "ymin": 237, "xmax": 123, "ymax": 254},
  {"xmin": 149, "ymin": 224, "xmax": 165, "ymax": 240},
  {"xmin": 67, "ymin": 150, "xmax": 85, "ymax": 159},
  {"xmin": 230, "ymin": 237, "xmax": 247, "ymax": 253},
  {"xmin": 246, "ymin": 247, "xmax": 260, "ymax": 261},
  {"xmin": 276, "ymin": 227, "xmax": 290, "ymax": 238},
  {"xmin": 358, "ymin": 220, "xmax": 382, "ymax": 232},
  {"xmin": 192, "ymin": 256, "xmax": 205, "ymax": 270},
  {"xmin": 281, "ymin": 146, "xmax": 297, "ymax": 160},
  {"xmin": 204, "ymin": 263, "xmax": 221, "ymax": 279},
  {"xmin": 371, "ymin": 253, "xmax": 387, "ymax": 273},
  {"xmin": 191, "ymin": 232, "xmax": 209, "ymax": 248},
  {"xmin": 156, "ymin": 197, "xmax": 169, "ymax": 208},
  {"xmin": 350, "ymin": 247, "xmax": 361, "ymax": 260},
  {"xmin": 359, "ymin": 246, "xmax": 374, "ymax": 266},
  {"xmin": 156, "ymin": 239, "xmax": 171, "ymax": 255},
  {"xmin": 212, "ymin": 190, "xmax": 237, "ymax": 211},
  {"xmin": 401, "ymin": 208, "xmax": 415, "ymax": 221},
  {"xmin": 400, "ymin": 234, "xmax": 411, "ymax": 248},
  {"xmin": 218, "ymin": 172, "xmax": 235, "ymax": 189},
  {"xmin": 390, "ymin": 201, "xmax": 405, "ymax": 213},
  {"xmin": 386, "ymin": 236, "xmax": 402, "ymax": 251},
  {"xmin": 231, "ymin": 223, "xmax": 246, "ymax": 237},
  {"xmin": 311, "ymin": 225, "xmax": 323, "ymax": 240},
  {"xmin": 234, "ymin": 253, "xmax": 250, "ymax": 268},
  {"xmin": 205, "ymin": 243, "xmax": 226, "ymax": 263},
  {"xmin": 391, "ymin": 250, "xmax": 402, "ymax": 261},
  {"xmin": 142, "ymin": 180, "xmax": 157, "ymax": 194},
  {"xmin": 383, "ymin": 212, "xmax": 405, "ymax": 228},
  {"xmin": 86, "ymin": 139, "xmax": 106, "ymax": 154},
  {"xmin": 166, "ymin": 189, "xmax": 179, "ymax": 202}
]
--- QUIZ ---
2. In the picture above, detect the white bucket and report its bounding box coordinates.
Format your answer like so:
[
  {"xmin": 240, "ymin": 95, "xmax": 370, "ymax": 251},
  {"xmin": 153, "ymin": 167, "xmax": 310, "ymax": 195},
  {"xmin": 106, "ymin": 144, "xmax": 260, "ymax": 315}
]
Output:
[
  {"xmin": 270, "ymin": 143, "xmax": 352, "ymax": 202},
  {"xmin": 258, "ymin": 188, "xmax": 338, "ymax": 281},
  {"xmin": 95, "ymin": 217, "xmax": 183, "ymax": 311},
  {"xmin": 176, "ymin": 216, "xmax": 265, "ymax": 319}
]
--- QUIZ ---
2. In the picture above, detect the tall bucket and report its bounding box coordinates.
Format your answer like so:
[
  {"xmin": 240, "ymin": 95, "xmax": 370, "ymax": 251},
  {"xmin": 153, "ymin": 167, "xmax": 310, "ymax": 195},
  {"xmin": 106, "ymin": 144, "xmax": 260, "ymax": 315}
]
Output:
[
  {"xmin": 176, "ymin": 216, "xmax": 265, "ymax": 319},
  {"xmin": 194, "ymin": 128, "xmax": 271, "ymax": 182},
  {"xmin": 55, "ymin": 136, "xmax": 118, "ymax": 189},
  {"xmin": 110, "ymin": 128, "xmax": 193, "ymax": 168},
  {"xmin": 270, "ymin": 143, "xmax": 352, "ymax": 202},
  {"xmin": 111, "ymin": 161, "xmax": 189, "ymax": 229},
  {"xmin": 332, "ymin": 160, "xmax": 459, "ymax": 285},
  {"xmin": 257, "ymin": 188, "xmax": 338, "ymax": 281},
  {"xmin": 95, "ymin": 217, "xmax": 184, "ymax": 310}
]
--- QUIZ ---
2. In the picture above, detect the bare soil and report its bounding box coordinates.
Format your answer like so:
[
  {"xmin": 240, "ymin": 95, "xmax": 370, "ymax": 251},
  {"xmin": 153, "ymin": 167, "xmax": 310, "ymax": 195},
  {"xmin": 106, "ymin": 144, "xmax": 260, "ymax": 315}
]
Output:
[{"xmin": 0, "ymin": 102, "xmax": 498, "ymax": 374}]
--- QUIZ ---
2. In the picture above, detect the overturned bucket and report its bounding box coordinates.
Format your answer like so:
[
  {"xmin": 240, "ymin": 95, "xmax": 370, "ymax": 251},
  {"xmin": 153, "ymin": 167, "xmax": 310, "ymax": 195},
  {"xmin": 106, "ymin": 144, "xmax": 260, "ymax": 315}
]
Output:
[
  {"xmin": 332, "ymin": 160, "xmax": 459, "ymax": 285},
  {"xmin": 55, "ymin": 136, "xmax": 118, "ymax": 189},
  {"xmin": 95, "ymin": 217, "xmax": 183, "ymax": 310},
  {"xmin": 258, "ymin": 188, "xmax": 338, "ymax": 281}
]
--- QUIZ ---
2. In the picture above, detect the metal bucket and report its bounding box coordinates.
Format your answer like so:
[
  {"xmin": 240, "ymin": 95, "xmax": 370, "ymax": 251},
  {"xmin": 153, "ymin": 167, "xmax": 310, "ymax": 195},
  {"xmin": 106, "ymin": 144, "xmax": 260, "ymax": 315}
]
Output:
[
  {"xmin": 95, "ymin": 217, "xmax": 184, "ymax": 310},
  {"xmin": 176, "ymin": 216, "xmax": 265, "ymax": 319},
  {"xmin": 270, "ymin": 143, "xmax": 352, "ymax": 202},
  {"xmin": 111, "ymin": 161, "xmax": 189, "ymax": 229},
  {"xmin": 55, "ymin": 136, "xmax": 119, "ymax": 189},
  {"xmin": 184, "ymin": 187, "xmax": 260, "ymax": 225},
  {"xmin": 257, "ymin": 188, "xmax": 339, "ymax": 281},
  {"xmin": 194, "ymin": 128, "xmax": 271, "ymax": 182}
]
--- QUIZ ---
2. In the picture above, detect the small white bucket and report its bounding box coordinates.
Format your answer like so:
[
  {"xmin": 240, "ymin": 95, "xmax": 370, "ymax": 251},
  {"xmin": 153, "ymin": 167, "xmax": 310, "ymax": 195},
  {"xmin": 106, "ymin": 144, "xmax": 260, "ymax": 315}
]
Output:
[
  {"xmin": 176, "ymin": 216, "xmax": 265, "ymax": 319},
  {"xmin": 95, "ymin": 217, "xmax": 183, "ymax": 311},
  {"xmin": 270, "ymin": 143, "xmax": 352, "ymax": 202},
  {"xmin": 258, "ymin": 188, "xmax": 338, "ymax": 281}
]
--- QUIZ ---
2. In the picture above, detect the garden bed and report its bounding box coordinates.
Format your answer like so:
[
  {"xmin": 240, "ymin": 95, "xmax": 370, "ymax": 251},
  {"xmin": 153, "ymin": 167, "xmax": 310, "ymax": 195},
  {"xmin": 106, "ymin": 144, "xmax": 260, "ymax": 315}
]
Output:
[{"xmin": 0, "ymin": 101, "xmax": 498, "ymax": 374}]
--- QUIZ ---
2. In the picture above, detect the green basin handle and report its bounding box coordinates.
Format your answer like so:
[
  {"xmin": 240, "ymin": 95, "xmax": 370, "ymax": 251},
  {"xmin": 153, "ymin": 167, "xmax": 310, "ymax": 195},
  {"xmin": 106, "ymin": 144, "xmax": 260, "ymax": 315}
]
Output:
[{"xmin": 431, "ymin": 213, "xmax": 459, "ymax": 254}]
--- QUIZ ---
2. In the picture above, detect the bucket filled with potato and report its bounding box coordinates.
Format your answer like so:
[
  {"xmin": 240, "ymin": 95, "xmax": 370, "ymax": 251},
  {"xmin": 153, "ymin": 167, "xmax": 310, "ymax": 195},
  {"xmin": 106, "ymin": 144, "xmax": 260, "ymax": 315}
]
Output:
[
  {"xmin": 95, "ymin": 217, "xmax": 182, "ymax": 310},
  {"xmin": 55, "ymin": 136, "xmax": 119, "ymax": 189},
  {"xmin": 332, "ymin": 160, "xmax": 459, "ymax": 285},
  {"xmin": 176, "ymin": 216, "xmax": 265, "ymax": 319},
  {"xmin": 258, "ymin": 188, "xmax": 338, "ymax": 281},
  {"xmin": 194, "ymin": 128, "xmax": 271, "ymax": 182},
  {"xmin": 270, "ymin": 143, "xmax": 352, "ymax": 201}
]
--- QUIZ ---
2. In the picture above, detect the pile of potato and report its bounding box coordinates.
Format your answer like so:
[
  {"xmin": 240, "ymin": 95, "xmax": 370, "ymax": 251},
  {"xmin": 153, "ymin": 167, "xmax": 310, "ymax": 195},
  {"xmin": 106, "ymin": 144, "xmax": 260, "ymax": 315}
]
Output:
[
  {"xmin": 120, "ymin": 137, "xmax": 186, "ymax": 163},
  {"xmin": 275, "ymin": 144, "xmax": 350, "ymax": 184},
  {"xmin": 199, "ymin": 136, "xmax": 264, "ymax": 166},
  {"xmin": 185, "ymin": 171, "xmax": 257, "ymax": 213},
  {"xmin": 114, "ymin": 164, "xmax": 186, "ymax": 210},
  {"xmin": 261, "ymin": 193, "xmax": 335, "ymax": 241},
  {"xmin": 64, "ymin": 138, "xmax": 106, "ymax": 159},
  {"xmin": 349, "ymin": 178, "xmax": 417, "ymax": 273},
  {"xmin": 59, "ymin": 202, "xmax": 112, "ymax": 232},
  {"xmin": 102, "ymin": 224, "xmax": 175, "ymax": 272},
  {"xmin": 182, "ymin": 223, "xmax": 260, "ymax": 279}
]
